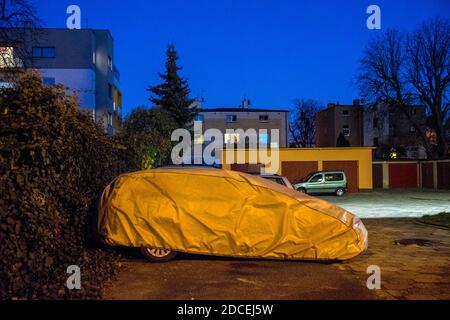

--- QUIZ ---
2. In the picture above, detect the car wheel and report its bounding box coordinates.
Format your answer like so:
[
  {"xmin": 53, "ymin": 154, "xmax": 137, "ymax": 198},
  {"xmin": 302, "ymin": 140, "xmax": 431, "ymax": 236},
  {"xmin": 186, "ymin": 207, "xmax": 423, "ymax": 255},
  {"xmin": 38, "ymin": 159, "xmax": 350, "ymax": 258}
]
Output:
[
  {"xmin": 335, "ymin": 188, "xmax": 345, "ymax": 197},
  {"xmin": 140, "ymin": 247, "xmax": 177, "ymax": 262},
  {"xmin": 297, "ymin": 187, "xmax": 307, "ymax": 194}
]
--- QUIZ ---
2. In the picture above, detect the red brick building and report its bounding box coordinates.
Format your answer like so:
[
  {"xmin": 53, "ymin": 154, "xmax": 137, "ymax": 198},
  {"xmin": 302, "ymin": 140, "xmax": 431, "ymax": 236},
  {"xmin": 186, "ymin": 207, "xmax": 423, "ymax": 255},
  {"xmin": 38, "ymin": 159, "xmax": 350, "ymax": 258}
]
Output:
[{"xmin": 315, "ymin": 100, "xmax": 364, "ymax": 147}]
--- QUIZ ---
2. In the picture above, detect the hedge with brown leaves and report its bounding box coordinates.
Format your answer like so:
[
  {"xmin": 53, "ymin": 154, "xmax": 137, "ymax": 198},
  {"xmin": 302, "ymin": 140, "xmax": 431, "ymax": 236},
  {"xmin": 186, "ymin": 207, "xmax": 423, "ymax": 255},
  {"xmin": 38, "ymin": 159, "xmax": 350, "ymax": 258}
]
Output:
[{"xmin": 0, "ymin": 72, "xmax": 136, "ymax": 299}]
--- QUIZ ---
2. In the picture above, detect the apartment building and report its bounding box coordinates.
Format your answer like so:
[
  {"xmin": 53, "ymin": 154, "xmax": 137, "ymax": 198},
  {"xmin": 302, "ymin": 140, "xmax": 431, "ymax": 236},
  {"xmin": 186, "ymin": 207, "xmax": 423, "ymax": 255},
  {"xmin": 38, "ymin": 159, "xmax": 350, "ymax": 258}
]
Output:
[
  {"xmin": 0, "ymin": 28, "xmax": 122, "ymax": 134},
  {"xmin": 363, "ymin": 103, "xmax": 427, "ymax": 159},
  {"xmin": 315, "ymin": 99, "xmax": 427, "ymax": 159},
  {"xmin": 315, "ymin": 100, "xmax": 364, "ymax": 147},
  {"xmin": 197, "ymin": 101, "xmax": 289, "ymax": 148}
]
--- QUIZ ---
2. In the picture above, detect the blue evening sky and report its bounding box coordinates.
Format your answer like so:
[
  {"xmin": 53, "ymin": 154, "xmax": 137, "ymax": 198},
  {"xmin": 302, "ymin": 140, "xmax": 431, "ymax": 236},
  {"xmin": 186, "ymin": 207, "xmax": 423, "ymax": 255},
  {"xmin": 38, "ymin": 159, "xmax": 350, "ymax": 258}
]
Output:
[{"xmin": 35, "ymin": 0, "xmax": 450, "ymax": 116}]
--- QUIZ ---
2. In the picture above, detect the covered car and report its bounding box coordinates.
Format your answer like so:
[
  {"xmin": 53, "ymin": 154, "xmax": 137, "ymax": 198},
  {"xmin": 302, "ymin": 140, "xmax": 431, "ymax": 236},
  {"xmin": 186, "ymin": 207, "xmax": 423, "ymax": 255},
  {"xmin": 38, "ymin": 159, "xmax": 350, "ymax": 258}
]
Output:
[{"xmin": 98, "ymin": 167, "xmax": 368, "ymax": 261}]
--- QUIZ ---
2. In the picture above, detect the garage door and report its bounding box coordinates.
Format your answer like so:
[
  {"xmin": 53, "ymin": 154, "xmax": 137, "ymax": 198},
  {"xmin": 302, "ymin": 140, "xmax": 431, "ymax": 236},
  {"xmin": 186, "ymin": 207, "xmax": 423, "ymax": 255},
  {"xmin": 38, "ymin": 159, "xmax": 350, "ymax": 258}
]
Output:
[
  {"xmin": 281, "ymin": 161, "xmax": 318, "ymax": 184},
  {"xmin": 372, "ymin": 163, "xmax": 383, "ymax": 189},
  {"xmin": 437, "ymin": 162, "xmax": 450, "ymax": 189},
  {"xmin": 421, "ymin": 163, "xmax": 434, "ymax": 189},
  {"xmin": 323, "ymin": 161, "xmax": 359, "ymax": 193},
  {"xmin": 388, "ymin": 163, "xmax": 418, "ymax": 188}
]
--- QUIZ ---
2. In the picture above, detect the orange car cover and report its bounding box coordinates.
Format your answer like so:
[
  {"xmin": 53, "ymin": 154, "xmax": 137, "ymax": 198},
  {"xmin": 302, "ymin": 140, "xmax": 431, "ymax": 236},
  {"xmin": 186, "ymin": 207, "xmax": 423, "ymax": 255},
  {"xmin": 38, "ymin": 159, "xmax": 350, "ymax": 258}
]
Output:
[{"xmin": 98, "ymin": 168, "xmax": 368, "ymax": 260}]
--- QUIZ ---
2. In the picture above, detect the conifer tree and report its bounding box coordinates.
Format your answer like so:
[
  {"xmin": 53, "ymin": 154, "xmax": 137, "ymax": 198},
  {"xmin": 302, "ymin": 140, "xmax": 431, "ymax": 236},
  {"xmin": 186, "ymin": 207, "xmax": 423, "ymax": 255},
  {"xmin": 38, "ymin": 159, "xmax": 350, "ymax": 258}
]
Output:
[{"xmin": 148, "ymin": 44, "xmax": 196, "ymax": 128}]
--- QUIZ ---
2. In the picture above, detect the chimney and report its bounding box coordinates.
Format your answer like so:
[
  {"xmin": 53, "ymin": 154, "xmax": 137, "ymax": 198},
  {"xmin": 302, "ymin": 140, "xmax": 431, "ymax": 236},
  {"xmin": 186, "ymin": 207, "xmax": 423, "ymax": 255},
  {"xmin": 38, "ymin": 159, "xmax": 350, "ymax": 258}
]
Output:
[{"xmin": 240, "ymin": 98, "xmax": 250, "ymax": 109}]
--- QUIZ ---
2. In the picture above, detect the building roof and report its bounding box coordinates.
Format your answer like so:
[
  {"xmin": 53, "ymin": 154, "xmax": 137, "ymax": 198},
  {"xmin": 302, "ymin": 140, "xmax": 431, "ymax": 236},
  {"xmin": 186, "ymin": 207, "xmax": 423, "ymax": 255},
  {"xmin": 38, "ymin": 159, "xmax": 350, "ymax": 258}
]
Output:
[{"xmin": 200, "ymin": 107, "xmax": 289, "ymax": 113}]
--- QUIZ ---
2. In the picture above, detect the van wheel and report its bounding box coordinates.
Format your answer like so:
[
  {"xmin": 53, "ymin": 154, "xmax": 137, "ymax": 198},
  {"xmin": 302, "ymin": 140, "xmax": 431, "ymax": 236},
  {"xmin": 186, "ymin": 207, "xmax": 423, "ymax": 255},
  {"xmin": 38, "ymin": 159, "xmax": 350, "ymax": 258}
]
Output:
[
  {"xmin": 335, "ymin": 188, "xmax": 345, "ymax": 197},
  {"xmin": 298, "ymin": 187, "xmax": 307, "ymax": 194},
  {"xmin": 140, "ymin": 247, "xmax": 177, "ymax": 262}
]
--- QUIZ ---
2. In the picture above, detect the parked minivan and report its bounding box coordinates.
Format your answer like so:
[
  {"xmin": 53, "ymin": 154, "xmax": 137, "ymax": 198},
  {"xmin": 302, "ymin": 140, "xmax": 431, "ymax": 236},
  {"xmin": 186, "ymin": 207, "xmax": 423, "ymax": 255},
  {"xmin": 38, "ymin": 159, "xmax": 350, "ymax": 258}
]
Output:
[{"xmin": 293, "ymin": 171, "xmax": 347, "ymax": 196}]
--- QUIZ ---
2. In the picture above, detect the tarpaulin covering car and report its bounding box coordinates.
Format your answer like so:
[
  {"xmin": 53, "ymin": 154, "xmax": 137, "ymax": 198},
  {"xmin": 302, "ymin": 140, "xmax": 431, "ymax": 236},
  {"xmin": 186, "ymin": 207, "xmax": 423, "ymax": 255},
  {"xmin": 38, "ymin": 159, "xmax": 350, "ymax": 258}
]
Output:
[{"xmin": 98, "ymin": 167, "xmax": 368, "ymax": 261}]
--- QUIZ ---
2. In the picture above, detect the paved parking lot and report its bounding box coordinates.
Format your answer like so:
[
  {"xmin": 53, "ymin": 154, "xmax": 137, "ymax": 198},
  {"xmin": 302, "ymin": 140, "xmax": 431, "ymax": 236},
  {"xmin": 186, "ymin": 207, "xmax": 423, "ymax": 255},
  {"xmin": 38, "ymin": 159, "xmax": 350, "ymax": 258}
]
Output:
[
  {"xmin": 318, "ymin": 190, "xmax": 450, "ymax": 218},
  {"xmin": 104, "ymin": 218, "xmax": 450, "ymax": 300}
]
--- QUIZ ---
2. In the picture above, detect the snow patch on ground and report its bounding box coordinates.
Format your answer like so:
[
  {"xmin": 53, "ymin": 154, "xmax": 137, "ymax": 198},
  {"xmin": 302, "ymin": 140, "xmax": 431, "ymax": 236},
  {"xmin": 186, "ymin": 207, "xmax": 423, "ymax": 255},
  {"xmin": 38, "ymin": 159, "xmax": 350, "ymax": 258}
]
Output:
[{"xmin": 318, "ymin": 191, "xmax": 450, "ymax": 218}]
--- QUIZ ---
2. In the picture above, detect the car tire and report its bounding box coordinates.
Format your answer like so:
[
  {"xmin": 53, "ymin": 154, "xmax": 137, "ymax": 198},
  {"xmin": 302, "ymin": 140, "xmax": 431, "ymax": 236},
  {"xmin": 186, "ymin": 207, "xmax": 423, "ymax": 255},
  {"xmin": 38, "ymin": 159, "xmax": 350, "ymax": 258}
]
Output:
[
  {"xmin": 335, "ymin": 188, "xmax": 345, "ymax": 197},
  {"xmin": 140, "ymin": 247, "xmax": 177, "ymax": 262},
  {"xmin": 298, "ymin": 187, "xmax": 307, "ymax": 194}
]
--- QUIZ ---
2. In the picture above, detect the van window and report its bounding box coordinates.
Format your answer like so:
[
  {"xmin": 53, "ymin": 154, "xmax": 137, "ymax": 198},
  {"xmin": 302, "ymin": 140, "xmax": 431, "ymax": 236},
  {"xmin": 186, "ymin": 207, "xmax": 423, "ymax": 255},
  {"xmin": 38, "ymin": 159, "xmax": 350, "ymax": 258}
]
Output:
[
  {"xmin": 325, "ymin": 173, "xmax": 344, "ymax": 181},
  {"xmin": 309, "ymin": 174, "xmax": 323, "ymax": 183}
]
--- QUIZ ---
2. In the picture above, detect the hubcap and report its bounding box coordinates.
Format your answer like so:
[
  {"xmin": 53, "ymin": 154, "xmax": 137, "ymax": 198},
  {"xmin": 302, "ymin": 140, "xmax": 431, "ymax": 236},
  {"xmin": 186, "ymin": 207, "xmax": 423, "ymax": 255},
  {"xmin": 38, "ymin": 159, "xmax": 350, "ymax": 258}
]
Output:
[
  {"xmin": 337, "ymin": 189, "xmax": 344, "ymax": 196},
  {"xmin": 147, "ymin": 248, "xmax": 171, "ymax": 257}
]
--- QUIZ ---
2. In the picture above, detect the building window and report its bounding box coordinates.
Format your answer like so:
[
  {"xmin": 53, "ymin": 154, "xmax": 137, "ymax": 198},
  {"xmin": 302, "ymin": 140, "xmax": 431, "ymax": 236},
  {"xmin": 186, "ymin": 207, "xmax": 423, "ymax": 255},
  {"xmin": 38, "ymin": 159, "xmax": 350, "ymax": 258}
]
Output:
[
  {"xmin": 226, "ymin": 115, "xmax": 237, "ymax": 122},
  {"xmin": 194, "ymin": 114, "xmax": 204, "ymax": 122},
  {"xmin": 108, "ymin": 83, "xmax": 112, "ymax": 98},
  {"xmin": 0, "ymin": 47, "xmax": 16, "ymax": 68},
  {"xmin": 373, "ymin": 117, "xmax": 378, "ymax": 129},
  {"xmin": 194, "ymin": 134, "xmax": 204, "ymax": 144},
  {"xmin": 259, "ymin": 133, "xmax": 269, "ymax": 145},
  {"xmin": 93, "ymin": 51, "xmax": 96, "ymax": 65},
  {"xmin": 259, "ymin": 115, "xmax": 269, "ymax": 122},
  {"xmin": 342, "ymin": 125, "xmax": 350, "ymax": 136},
  {"xmin": 108, "ymin": 113, "xmax": 113, "ymax": 126},
  {"xmin": 373, "ymin": 137, "xmax": 379, "ymax": 146},
  {"xmin": 108, "ymin": 56, "xmax": 113, "ymax": 70},
  {"xmin": 42, "ymin": 77, "xmax": 55, "ymax": 86},
  {"xmin": 342, "ymin": 110, "xmax": 349, "ymax": 116},
  {"xmin": 224, "ymin": 133, "xmax": 240, "ymax": 144},
  {"xmin": 32, "ymin": 47, "xmax": 56, "ymax": 58},
  {"xmin": 389, "ymin": 124, "xmax": 395, "ymax": 136}
]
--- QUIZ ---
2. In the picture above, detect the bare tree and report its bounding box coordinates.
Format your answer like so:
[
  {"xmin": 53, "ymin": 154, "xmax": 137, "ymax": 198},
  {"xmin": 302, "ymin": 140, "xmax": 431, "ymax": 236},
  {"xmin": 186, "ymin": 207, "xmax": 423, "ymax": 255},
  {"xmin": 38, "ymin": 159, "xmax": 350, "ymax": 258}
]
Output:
[
  {"xmin": 289, "ymin": 99, "xmax": 320, "ymax": 147},
  {"xmin": 407, "ymin": 18, "xmax": 450, "ymax": 158},
  {"xmin": 0, "ymin": 0, "xmax": 40, "ymax": 69},
  {"xmin": 357, "ymin": 18, "xmax": 450, "ymax": 159}
]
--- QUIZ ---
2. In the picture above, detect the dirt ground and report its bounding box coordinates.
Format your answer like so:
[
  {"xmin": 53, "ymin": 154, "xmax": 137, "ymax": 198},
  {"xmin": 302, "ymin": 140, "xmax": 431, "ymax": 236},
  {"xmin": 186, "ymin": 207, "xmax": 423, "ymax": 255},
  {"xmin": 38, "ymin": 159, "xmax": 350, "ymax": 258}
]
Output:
[{"xmin": 104, "ymin": 218, "xmax": 450, "ymax": 300}]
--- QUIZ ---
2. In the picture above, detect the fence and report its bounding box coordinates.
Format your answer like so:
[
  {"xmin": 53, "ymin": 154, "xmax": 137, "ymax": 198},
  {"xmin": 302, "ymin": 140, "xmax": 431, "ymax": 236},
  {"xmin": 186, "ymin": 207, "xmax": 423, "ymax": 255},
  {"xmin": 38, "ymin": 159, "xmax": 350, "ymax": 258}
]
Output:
[{"xmin": 372, "ymin": 160, "xmax": 450, "ymax": 190}]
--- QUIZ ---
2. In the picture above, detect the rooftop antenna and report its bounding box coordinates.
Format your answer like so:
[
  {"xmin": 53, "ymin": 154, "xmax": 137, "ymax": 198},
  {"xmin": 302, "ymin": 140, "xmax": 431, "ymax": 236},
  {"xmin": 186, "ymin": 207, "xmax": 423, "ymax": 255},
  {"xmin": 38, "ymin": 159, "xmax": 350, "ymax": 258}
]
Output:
[{"xmin": 200, "ymin": 88, "xmax": 205, "ymax": 103}]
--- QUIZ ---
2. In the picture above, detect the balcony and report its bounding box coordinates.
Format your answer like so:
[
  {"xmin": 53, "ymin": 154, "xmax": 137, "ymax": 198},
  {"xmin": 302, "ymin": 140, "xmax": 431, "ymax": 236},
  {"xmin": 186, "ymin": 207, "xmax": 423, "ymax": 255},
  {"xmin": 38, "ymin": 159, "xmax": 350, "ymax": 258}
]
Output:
[{"xmin": 113, "ymin": 65, "xmax": 120, "ymax": 83}]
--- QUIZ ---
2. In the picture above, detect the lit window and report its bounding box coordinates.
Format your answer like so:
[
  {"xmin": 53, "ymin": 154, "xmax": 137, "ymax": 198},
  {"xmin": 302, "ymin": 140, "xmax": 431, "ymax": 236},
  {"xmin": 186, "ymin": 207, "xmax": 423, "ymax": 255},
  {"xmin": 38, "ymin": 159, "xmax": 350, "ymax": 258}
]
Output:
[
  {"xmin": 259, "ymin": 133, "xmax": 269, "ymax": 145},
  {"xmin": 342, "ymin": 125, "xmax": 350, "ymax": 136},
  {"xmin": 0, "ymin": 47, "xmax": 16, "ymax": 68},
  {"xmin": 226, "ymin": 115, "xmax": 237, "ymax": 122},
  {"xmin": 259, "ymin": 115, "xmax": 269, "ymax": 121},
  {"xmin": 194, "ymin": 114, "xmax": 204, "ymax": 122},
  {"xmin": 194, "ymin": 134, "xmax": 204, "ymax": 144},
  {"xmin": 108, "ymin": 56, "xmax": 113, "ymax": 70},
  {"xmin": 224, "ymin": 133, "xmax": 240, "ymax": 144},
  {"xmin": 0, "ymin": 81, "xmax": 12, "ymax": 88}
]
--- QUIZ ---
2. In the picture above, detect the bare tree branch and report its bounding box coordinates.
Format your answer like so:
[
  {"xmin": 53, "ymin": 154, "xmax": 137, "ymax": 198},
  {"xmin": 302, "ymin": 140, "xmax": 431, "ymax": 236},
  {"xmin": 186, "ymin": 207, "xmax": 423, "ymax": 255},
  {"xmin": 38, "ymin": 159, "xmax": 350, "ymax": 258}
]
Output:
[
  {"xmin": 289, "ymin": 99, "xmax": 320, "ymax": 147},
  {"xmin": 357, "ymin": 19, "xmax": 450, "ymax": 159}
]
